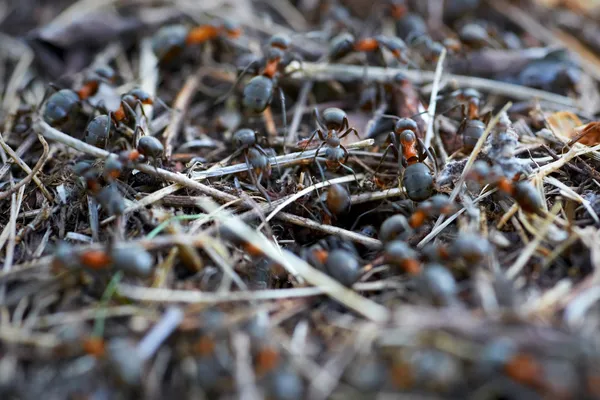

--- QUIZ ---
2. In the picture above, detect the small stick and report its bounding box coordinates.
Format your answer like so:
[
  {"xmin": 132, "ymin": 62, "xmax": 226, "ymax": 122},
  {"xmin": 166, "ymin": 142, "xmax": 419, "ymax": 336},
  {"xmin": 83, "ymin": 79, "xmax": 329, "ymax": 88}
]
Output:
[
  {"xmin": 424, "ymin": 48, "xmax": 446, "ymax": 149},
  {"xmin": 286, "ymin": 80, "xmax": 313, "ymax": 150},
  {"xmin": 163, "ymin": 72, "xmax": 199, "ymax": 159},
  {"xmin": 506, "ymin": 203, "xmax": 561, "ymax": 279},
  {"xmin": 0, "ymin": 133, "xmax": 53, "ymax": 202},
  {"xmin": 136, "ymin": 306, "xmax": 184, "ymax": 361},
  {"xmin": 260, "ymin": 173, "xmax": 365, "ymax": 228},
  {"xmin": 349, "ymin": 188, "xmax": 403, "ymax": 205},
  {"xmin": 285, "ymin": 62, "xmax": 575, "ymax": 107},
  {"xmin": 0, "ymin": 133, "xmax": 36, "ymax": 181},
  {"xmin": 191, "ymin": 139, "xmax": 374, "ymax": 180}
]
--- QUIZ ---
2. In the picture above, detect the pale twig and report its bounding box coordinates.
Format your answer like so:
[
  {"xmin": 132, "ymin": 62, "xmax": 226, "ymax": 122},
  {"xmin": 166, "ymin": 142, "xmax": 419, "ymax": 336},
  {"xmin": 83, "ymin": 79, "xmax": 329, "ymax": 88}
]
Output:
[
  {"xmin": 190, "ymin": 139, "xmax": 374, "ymax": 180},
  {"xmin": 506, "ymin": 203, "xmax": 561, "ymax": 279},
  {"xmin": 424, "ymin": 48, "xmax": 446, "ymax": 149},
  {"xmin": 417, "ymin": 189, "xmax": 497, "ymax": 248},
  {"xmin": 273, "ymin": 212, "xmax": 382, "ymax": 248},
  {"xmin": 0, "ymin": 133, "xmax": 51, "ymax": 201},
  {"xmin": 197, "ymin": 197, "xmax": 390, "ymax": 322},
  {"xmin": 0, "ymin": 133, "xmax": 36, "ymax": 181},
  {"xmin": 233, "ymin": 332, "xmax": 261, "ymax": 400},
  {"xmin": 285, "ymin": 62, "xmax": 575, "ymax": 107},
  {"xmin": 0, "ymin": 185, "xmax": 25, "ymax": 303},
  {"xmin": 260, "ymin": 173, "xmax": 365, "ymax": 229},
  {"xmin": 118, "ymin": 280, "xmax": 395, "ymax": 303},
  {"xmin": 163, "ymin": 72, "xmax": 199, "ymax": 159},
  {"xmin": 349, "ymin": 188, "xmax": 403, "ymax": 205},
  {"xmin": 286, "ymin": 80, "xmax": 313, "ymax": 149},
  {"xmin": 137, "ymin": 307, "xmax": 184, "ymax": 361}
]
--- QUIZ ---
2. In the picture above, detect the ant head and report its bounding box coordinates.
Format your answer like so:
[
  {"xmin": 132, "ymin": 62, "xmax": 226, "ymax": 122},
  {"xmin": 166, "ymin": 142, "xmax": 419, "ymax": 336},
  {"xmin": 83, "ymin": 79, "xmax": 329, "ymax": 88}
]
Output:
[
  {"xmin": 269, "ymin": 33, "xmax": 291, "ymax": 50},
  {"xmin": 222, "ymin": 19, "xmax": 242, "ymax": 38},
  {"xmin": 394, "ymin": 117, "xmax": 418, "ymax": 134},
  {"xmin": 127, "ymin": 88, "xmax": 153, "ymax": 105},
  {"xmin": 151, "ymin": 24, "xmax": 188, "ymax": 61}
]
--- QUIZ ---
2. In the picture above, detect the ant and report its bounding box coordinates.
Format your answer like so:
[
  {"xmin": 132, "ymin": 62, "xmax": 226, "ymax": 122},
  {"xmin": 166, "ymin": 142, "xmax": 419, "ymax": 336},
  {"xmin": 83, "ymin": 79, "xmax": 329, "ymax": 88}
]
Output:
[
  {"xmin": 101, "ymin": 88, "xmax": 156, "ymax": 129},
  {"xmin": 422, "ymin": 232, "xmax": 492, "ymax": 267},
  {"xmin": 222, "ymin": 33, "xmax": 301, "ymax": 134},
  {"xmin": 375, "ymin": 116, "xmax": 437, "ymax": 202},
  {"xmin": 328, "ymin": 32, "xmax": 410, "ymax": 66},
  {"xmin": 53, "ymin": 242, "xmax": 153, "ymax": 277},
  {"xmin": 230, "ymin": 128, "xmax": 275, "ymax": 203},
  {"xmin": 300, "ymin": 107, "xmax": 360, "ymax": 181},
  {"xmin": 384, "ymin": 240, "xmax": 421, "ymax": 275},
  {"xmin": 324, "ymin": 248, "xmax": 361, "ymax": 287},
  {"xmin": 467, "ymin": 160, "xmax": 544, "ymax": 215},
  {"xmin": 450, "ymin": 88, "xmax": 491, "ymax": 152},
  {"xmin": 318, "ymin": 183, "xmax": 351, "ymax": 224},
  {"xmin": 43, "ymin": 66, "xmax": 117, "ymax": 127},
  {"xmin": 152, "ymin": 20, "xmax": 242, "ymax": 62},
  {"xmin": 407, "ymin": 194, "xmax": 457, "ymax": 228}
]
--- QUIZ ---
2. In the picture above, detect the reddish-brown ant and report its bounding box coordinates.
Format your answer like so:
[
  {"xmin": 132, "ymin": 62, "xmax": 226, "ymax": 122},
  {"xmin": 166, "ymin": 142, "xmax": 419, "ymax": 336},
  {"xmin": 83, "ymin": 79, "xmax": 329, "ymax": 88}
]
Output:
[
  {"xmin": 384, "ymin": 240, "xmax": 421, "ymax": 275},
  {"xmin": 450, "ymin": 88, "xmax": 490, "ymax": 152},
  {"xmin": 43, "ymin": 66, "xmax": 117, "ymax": 127},
  {"xmin": 152, "ymin": 20, "xmax": 242, "ymax": 62},
  {"xmin": 229, "ymin": 128, "xmax": 275, "ymax": 203},
  {"xmin": 467, "ymin": 160, "xmax": 544, "ymax": 215},
  {"xmin": 53, "ymin": 242, "xmax": 153, "ymax": 277},
  {"xmin": 328, "ymin": 32, "xmax": 410, "ymax": 66},
  {"xmin": 376, "ymin": 116, "xmax": 437, "ymax": 201},
  {"xmin": 223, "ymin": 34, "xmax": 301, "ymax": 135}
]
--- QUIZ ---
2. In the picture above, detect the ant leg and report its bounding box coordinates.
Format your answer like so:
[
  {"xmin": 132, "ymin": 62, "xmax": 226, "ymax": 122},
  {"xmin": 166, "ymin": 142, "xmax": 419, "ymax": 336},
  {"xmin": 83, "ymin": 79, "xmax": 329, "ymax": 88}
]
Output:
[
  {"xmin": 312, "ymin": 142, "xmax": 326, "ymax": 166},
  {"xmin": 226, "ymin": 148, "xmax": 243, "ymax": 166},
  {"xmin": 340, "ymin": 145, "xmax": 358, "ymax": 183},
  {"xmin": 213, "ymin": 60, "xmax": 260, "ymax": 105},
  {"xmin": 314, "ymin": 157, "xmax": 330, "ymax": 186},
  {"xmin": 134, "ymin": 99, "xmax": 149, "ymax": 126},
  {"xmin": 300, "ymin": 129, "xmax": 323, "ymax": 154},
  {"xmin": 417, "ymin": 137, "xmax": 436, "ymax": 174},
  {"xmin": 122, "ymin": 101, "xmax": 138, "ymax": 128},
  {"xmin": 350, "ymin": 208, "xmax": 379, "ymax": 231},
  {"xmin": 316, "ymin": 185, "xmax": 333, "ymax": 220},
  {"xmin": 278, "ymin": 86, "xmax": 287, "ymax": 138},
  {"xmin": 340, "ymin": 163, "xmax": 358, "ymax": 184},
  {"xmin": 339, "ymin": 127, "xmax": 360, "ymax": 141},
  {"xmin": 375, "ymin": 134, "xmax": 399, "ymax": 174},
  {"xmin": 244, "ymin": 152, "xmax": 271, "ymax": 204},
  {"xmin": 39, "ymin": 84, "xmax": 60, "ymax": 108}
]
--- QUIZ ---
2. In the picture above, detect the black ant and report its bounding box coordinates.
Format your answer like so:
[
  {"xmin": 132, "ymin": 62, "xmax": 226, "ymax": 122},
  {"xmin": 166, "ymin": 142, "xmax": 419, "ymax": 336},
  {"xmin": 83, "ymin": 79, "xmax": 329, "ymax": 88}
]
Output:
[
  {"xmin": 152, "ymin": 20, "xmax": 242, "ymax": 62},
  {"xmin": 300, "ymin": 107, "xmax": 360, "ymax": 181}
]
